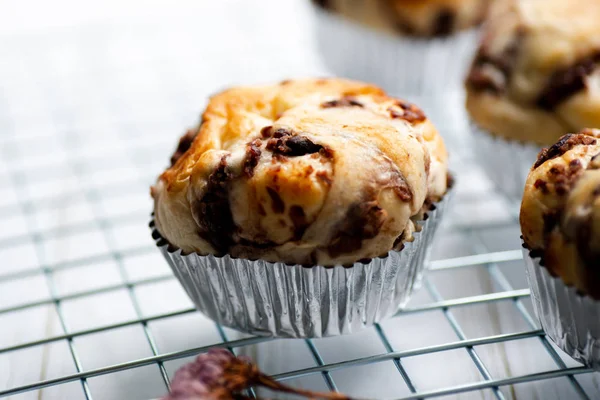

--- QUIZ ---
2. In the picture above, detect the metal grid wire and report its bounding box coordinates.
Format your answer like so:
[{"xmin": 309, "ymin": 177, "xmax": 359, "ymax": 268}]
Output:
[{"xmin": 1, "ymin": 5, "xmax": 599, "ymax": 399}]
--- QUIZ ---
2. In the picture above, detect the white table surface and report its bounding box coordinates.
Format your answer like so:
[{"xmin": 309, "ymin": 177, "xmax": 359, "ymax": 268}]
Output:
[{"xmin": 0, "ymin": 1, "xmax": 599, "ymax": 399}]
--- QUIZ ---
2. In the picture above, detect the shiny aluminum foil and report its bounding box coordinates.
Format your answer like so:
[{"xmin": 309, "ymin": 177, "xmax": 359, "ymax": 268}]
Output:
[
  {"xmin": 471, "ymin": 124, "xmax": 541, "ymax": 204},
  {"xmin": 152, "ymin": 195, "xmax": 449, "ymax": 338},
  {"xmin": 524, "ymin": 251, "xmax": 600, "ymax": 369},
  {"xmin": 312, "ymin": 7, "xmax": 480, "ymax": 95}
]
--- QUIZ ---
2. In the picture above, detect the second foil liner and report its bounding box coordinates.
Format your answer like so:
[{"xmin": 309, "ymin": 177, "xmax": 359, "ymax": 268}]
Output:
[
  {"xmin": 524, "ymin": 250, "xmax": 600, "ymax": 369},
  {"xmin": 471, "ymin": 123, "xmax": 541, "ymax": 203},
  {"xmin": 152, "ymin": 195, "xmax": 449, "ymax": 338}
]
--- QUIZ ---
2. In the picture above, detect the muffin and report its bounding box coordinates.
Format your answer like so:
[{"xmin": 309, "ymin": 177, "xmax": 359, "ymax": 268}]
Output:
[
  {"xmin": 466, "ymin": 0, "xmax": 600, "ymax": 201},
  {"xmin": 151, "ymin": 78, "xmax": 451, "ymax": 337},
  {"xmin": 312, "ymin": 0, "xmax": 489, "ymax": 94},
  {"xmin": 521, "ymin": 129, "xmax": 600, "ymax": 367}
]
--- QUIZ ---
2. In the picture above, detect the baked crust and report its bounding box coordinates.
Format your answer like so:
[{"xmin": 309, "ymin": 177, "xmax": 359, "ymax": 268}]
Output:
[
  {"xmin": 152, "ymin": 78, "xmax": 448, "ymax": 266},
  {"xmin": 466, "ymin": 0, "xmax": 600, "ymax": 145},
  {"xmin": 313, "ymin": 0, "xmax": 489, "ymax": 37},
  {"xmin": 520, "ymin": 129, "xmax": 600, "ymax": 297}
]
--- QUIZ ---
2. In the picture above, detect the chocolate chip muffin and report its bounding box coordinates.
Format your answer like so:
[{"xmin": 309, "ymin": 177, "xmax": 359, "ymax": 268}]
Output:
[
  {"xmin": 521, "ymin": 129, "xmax": 600, "ymax": 296},
  {"xmin": 467, "ymin": 0, "xmax": 600, "ymax": 145},
  {"xmin": 466, "ymin": 0, "xmax": 600, "ymax": 201},
  {"xmin": 313, "ymin": 0, "xmax": 489, "ymax": 37},
  {"xmin": 312, "ymin": 1, "xmax": 487, "ymax": 94},
  {"xmin": 153, "ymin": 78, "xmax": 448, "ymax": 266},
  {"xmin": 151, "ymin": 78, "xmax": 451, "ymax": 337},
  {"xmin": 520, "ymin": 129, "xmax": 600, "ymax": 367}
]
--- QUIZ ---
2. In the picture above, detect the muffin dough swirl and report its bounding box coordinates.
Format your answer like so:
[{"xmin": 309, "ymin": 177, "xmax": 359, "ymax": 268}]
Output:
[
  {"xmin": 152, "ymin": 79, "xmax": 448, "ymax": 266},
  {"xmin": 521, "ymin": 129, "xmax": 600, "ymax": 297}
]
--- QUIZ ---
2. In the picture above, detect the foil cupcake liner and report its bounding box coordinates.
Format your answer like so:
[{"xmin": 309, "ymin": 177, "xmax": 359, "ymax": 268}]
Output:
[
  {"xmin": 471, "ymin": 123, "xmax": 541, "ymax": 203},
  {"xmin": 524, "ymin": 250, "xmax": 600, "ymax": 369},
  {"xmin": 151, "ymin": 195, "xmax": 449, "ymax": 338},
  {"xmin": 312, "ymin": 7, "xmax": 480, "ymax": 95}
]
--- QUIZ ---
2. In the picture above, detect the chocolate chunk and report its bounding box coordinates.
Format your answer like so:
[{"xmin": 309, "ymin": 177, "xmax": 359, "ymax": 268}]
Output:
[
  {"xmin": 393, "ymin": 183, "xmax": 413, "ymax": 202},
  {"xmin": 432, "ymin": 9, "xmax": 454, "ymax": 37},
  {"xmin": 303, "ymin": 165, "xmax": 315, "ymax": 177},
  {"xmin": 390, "ymin": 170, "xmax": 413, "ymax": 202},
  {"xmin": 170, "ymin": 128, "xmax": 198, "ymax": 166},
  {"xmin": 534, "ymin": 134, "xmax": 597, "ymax": 169},
  {"xmin": 543, "ymin": 159, "xmax": 584, "ymax": 196},
  {"xmin": 289, "ymin": 205, "xmax": 308, "ymax": 240},
  {"xmin": 536, "ymin": 52, "xmax": 600, "ymax": 110},
  {"xmin": 393, "ymin": 234, "xmax": 405, "ymax": 249},
  {"xmin": 466, "ymin": 30, "xmax": 524, "ymax": 94},
  {"xmin": 570, "ymin": 159, "xmax": 582, "ymax": 169},
  {"xmin": 267, "ymin": 134, "xmax": 328, "ymax": 157},
  {"xmin": 267, "ymin": 187, "xmax": 285, "ymax": 214},
  {"xmin": 321, "ymin": 97, "xmax": 364, "ymax": 108},
  {"xmin": 319, "ymin": 146, "xmax": 334, "ymax": 159},
  {"xmin": 260, "ymin": 126, "xmax": 273, "ymax": 138},
  {"xmin": 534, "ymin": 179, "xmax": 549, "ymax": 194},
  {"xmin": 388, "ymin": 101, "xmax": 426, "ymax": 124},
  {"xmin": 284, "ymin": 136, "xmax": 324, "ymax": 156},
  {"xmin": 194, "ymin": 156, "xmax": 235, "ymax": 253},
  {"xmin": 316, "ymin": 171, "xmax": 333, "ymax": 186},
  {"xmin": 549, "ymin": 166, "xmax": 563, "ymax": 176},
  {"xmin": 466, "ymin": 68, "xmax": 504, "ymax": 95},
  {"xmin": 266, "ymin": 138, "xmax": 285, "ymax": 153},
  {"xmin": 272, "ymin": 128, "xmax": 291, "ymax": 138},
  {"xmin": 242, "ymin": 139, "xmax": 262, "ymax": 178},
  {"xmin": 327, "ymin": 201, "xmax": 386, "ymax": 258},
  {"xmin": 421, "ymin": 197, "xmax": 437, "ymax": 212}
]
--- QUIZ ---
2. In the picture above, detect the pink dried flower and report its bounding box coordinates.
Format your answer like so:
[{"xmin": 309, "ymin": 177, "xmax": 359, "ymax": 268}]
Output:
[{"xmin": 162, "ymin": 348, "xmax": 351, "ymax": 400}]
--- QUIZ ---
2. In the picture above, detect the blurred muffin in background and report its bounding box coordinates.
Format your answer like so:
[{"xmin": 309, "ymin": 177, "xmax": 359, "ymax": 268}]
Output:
[
  {"xmin": 466, "ymin": 0, "xmax": 600, "ymax": 201},
  {"xmin": 311, "ymin": 0, "xmax": 490, "ymax": 94},
  {"xmin": 313, "ymin": 0, "xmax": 488, "ymax": 37}
]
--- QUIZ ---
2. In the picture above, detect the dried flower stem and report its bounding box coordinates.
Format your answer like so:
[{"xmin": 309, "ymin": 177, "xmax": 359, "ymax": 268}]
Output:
[{"xmin": 162, "ymin": 349, "xmax": 354, "ymax": 400}]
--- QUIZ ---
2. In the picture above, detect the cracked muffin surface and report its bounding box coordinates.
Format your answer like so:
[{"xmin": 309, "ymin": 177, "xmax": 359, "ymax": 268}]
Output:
[
  {"xmin": 312, "ymin": 0, "xmax": 489, "ymax": 37},
  {"xmin": 152, "ymin": 78, "xmax": 449, "ymax": 266},
  {"xmin": 521, "ymin": 129, "xmax": 600, "ymax": 297},
  {"xmin": 466, "ymin": 0, "xmax": 600, "ymax": 145}
]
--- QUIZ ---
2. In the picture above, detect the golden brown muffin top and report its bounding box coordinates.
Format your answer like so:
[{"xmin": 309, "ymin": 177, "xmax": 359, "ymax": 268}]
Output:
[
  {"xmin": 152, "ymin": 78, "xmax": 448, "ymax": 266},
  {"xmin": 521, "ymin": 129, "xmax": 600, "ymax": 297},
  {"xmin": 466, "ymin": 0, "xmax": 600, "ymax": 145},
  {"xmin": 313, "ymin": 0, "xmax": 489, "ymax": 37}
]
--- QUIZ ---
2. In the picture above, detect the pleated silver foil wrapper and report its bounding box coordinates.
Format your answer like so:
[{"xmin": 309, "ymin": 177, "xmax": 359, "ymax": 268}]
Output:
[
  {"xmin": 524, "ymin": 250, "xmax": 600, "ymax": 369},
  {"xmin": 471, "ymin": 124, "xmax": 541, "ymax": 203},
  {"xmin": 312, "ymin": 7, "xmax": 480, "ymax": 95},
  {"xmin": 151, "ymin": 195, "xmax": 449, "ymax": 338}
]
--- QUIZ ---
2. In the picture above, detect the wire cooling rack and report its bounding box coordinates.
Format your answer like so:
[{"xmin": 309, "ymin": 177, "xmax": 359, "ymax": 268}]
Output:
[{"xmin": 1, "ymin": 2, "xmax": 599, "ymax": 399}]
